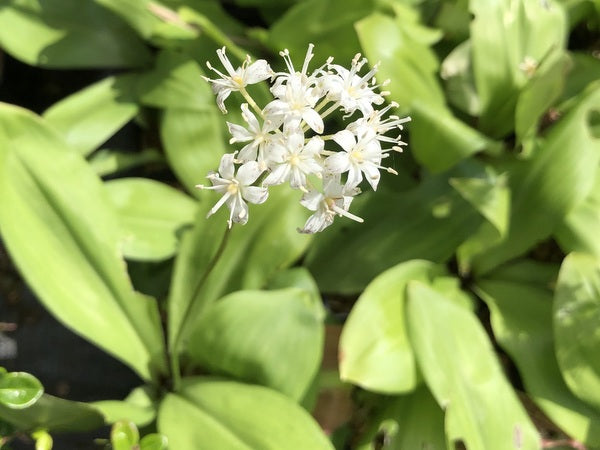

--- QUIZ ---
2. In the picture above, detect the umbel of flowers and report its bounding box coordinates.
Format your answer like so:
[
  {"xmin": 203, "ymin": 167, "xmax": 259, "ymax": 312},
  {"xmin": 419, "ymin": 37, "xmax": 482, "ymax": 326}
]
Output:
[{"xmin": 198, "ymin": 44, "xmax": 410, "ymax": 233}]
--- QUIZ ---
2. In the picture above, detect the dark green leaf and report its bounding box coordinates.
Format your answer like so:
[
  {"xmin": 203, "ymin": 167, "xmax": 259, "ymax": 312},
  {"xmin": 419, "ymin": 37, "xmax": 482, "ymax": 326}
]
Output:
[
  {"xmin": 0, "ymin": 0, "xmax": 151, "ymax": 68},
  {"xmin": 554, "ymin": 253, "xmax": 600, "ymax": 412},
  {"xmin": 476, "ymin": 272, "xmax": 600, "ymax": 447}
]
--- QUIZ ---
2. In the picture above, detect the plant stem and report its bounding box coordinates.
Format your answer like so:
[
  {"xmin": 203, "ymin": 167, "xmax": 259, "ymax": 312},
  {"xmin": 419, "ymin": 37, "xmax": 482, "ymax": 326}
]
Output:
[{"xmin": 170, "ymin": 225, "xmax": 232, "ymax": 391}]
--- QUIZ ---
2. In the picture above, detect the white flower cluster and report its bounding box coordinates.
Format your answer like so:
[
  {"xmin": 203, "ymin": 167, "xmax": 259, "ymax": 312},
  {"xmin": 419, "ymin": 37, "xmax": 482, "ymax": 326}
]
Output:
[{"xmin": 197, "ymin": 44, "xmax": 410, "ymax": 233}]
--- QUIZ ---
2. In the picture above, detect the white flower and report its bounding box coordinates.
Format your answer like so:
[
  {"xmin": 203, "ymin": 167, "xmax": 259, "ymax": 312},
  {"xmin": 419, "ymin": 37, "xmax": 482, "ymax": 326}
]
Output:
[
  {"xmin": 263, "ymin": 76, "xmax": 324, "ymax": 133},
  {"xmin": 227, "ymin": 103, "xmax": 279, "ymax": 165},
  {"xmin": 347, "ymin": 101, "xmax": 411, "ymax": 148},
  {"xmin": 263, "ymin": 129, "xmax": 323, "ymax": 190},
  {"xmin": 203, "ymin": 47, "xmax": 272, "ymax": 113},
  {"xmin": 322, "ymin": 54, "xmax": 385, "ymax": 116},
  {"xmin": 196, "ymin": 153, "xmax": 268, "ymax": 227},
  {"xmin": 298, "ymin": 176, "xmax": 362, "ymax": 234},
  {"xmin": 324, "ymin": 129, "xmax": 384, "ymax": 190}
]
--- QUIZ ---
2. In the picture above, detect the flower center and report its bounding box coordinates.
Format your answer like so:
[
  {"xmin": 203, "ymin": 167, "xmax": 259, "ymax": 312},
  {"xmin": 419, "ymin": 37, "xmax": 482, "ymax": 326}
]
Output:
[
  {"xmin": 289, "ymin": 154, "xmax": 301, "ymax": 166},
  {"xmin": 350, "ymin": 149, "xmax": 364, "ymax": 163},
  {"xmin": 227, "ymin": 182, "xmax": 239, "ymax": 195}
]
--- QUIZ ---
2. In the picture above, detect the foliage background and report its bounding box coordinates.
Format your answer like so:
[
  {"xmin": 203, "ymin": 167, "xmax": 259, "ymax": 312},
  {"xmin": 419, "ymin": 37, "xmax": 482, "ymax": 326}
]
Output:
[{"xmin": 0, "ymin": 0, "xmax": 599, "ymax": 449}]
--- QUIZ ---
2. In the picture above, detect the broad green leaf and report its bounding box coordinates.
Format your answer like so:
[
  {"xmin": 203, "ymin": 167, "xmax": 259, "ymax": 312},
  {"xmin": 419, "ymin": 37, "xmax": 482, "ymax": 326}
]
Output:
[
  {"xmin": 560, "ymin": 52, "xmax": 600, "ymax": 104},
  {"xmin": 268, "ymin": 0, "xmax": 375, "ymax": 67},
  {"xmin": 111, "ymin": 420, "xmax": 139, "ymax": 450},
  {"xmin": 355, "ymin": 12, "xmax": 445, "ymax": 112},
  {"xmin": 356, "ymin": 386, "xmax": 446, "ymax": 450},
  {"xmin": 339, "ymin": 260, "xmax": 444, "ymax": 393},
  {"xmin": 0, "ymin": 372, "xmax": 43, "ymax": 409},
  {"xmin": 0, "ymin": 103, "xmax": 166, "ymax": 381},
  {"xmin": 407, "ymin": 281, "xmax": 539, "ymax": 450},
  {"xmin": 167, "ymin": 185, "xmax": 311, "ymax": 350},
  {"xmin": 556, "ymin": 166, "xmax": 600, "ymax": 258},
  {"xmin": 43, "ymin": 75, "xmax": 139, "ymax": 156},
  {"xmin": 89, "ymin": 148, "xmax": 164, "ymax": 177},
  {"xmin": 188, "ymin": 288, "xmax": 324, "ymax": 401},
  {"xmin": 161, "ymin": 107, "xmax": 226, "ymax": 197},
  {"xmin": 158, "ymin": 377, "xmax": 333, "ymax": 450},
  {"xmin": 440, "ymin": 39, "xmax": 480, "ymax": 116},
  {"xmin": 410, "ymin": 101, "xmax": 498, "ymax": 173},
  {"xmin": 91, "ymin": 386, "xmax": 156, "ymax": 427},
  {"xmin": 0, "ymin": 394, "xmax": 103, "ymax": 433},
  {"xmin": 305, "ymin": 173, "xmax": 483, "ymax": 294},
  {"xmin": 140, "ymin": 433, "xmax": 169, "ymax": 450},
  {"xmin": 515, "ymin": 53, "xmax": 570, "ymax": 142},
  {"xmin": 554, "ymin": 253, "xmax": 600, "ymax": 412},
  {"xmin": 0, "ymin": 0, "xmax": 151, "ymax": 68},
  {"xmin": 471, "ymin": 85, "xmax": 600, "ymax": 275},
  {"xmin": 470, "ymin": 0, "xmax": 567, "ymax": 137},
  {"xmin": 105, "ymin": 178, "xmax": 197, "ymax": 261},
  {"xmin": 450, "ymin": 172, "xmax": 510, "ymax": 236},
  {"xmin": 476, "ymin": 274, "xmax": 600, "ymax": 448},
  {"xmin": 136, "ymin": 51, "xmax": 211, "ymax": 110}
]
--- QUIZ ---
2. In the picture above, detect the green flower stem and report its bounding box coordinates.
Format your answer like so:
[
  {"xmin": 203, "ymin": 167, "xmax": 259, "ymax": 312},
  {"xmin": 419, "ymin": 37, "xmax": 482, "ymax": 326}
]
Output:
[{"xmin": 170, "ymin": 225, "xmax": 232, "ymax": 391}]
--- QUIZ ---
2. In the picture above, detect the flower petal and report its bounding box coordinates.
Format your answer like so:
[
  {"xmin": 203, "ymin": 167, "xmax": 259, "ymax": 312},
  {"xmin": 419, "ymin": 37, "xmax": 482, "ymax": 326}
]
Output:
[
  {"xmin": 236, "ymin": 161, "xmax": 263, "ymax": 185},
  {"xmin": 243, "ymin": 186, "xmax": 269, "ymax": 204},
  {"xmin": 302, "ymin": 108, "xmax": 324, "ymax": 134},
  {"xmin": 218, "ymin": 153, "xmax": 236, "ymax": 179},
  {"xmin": 333, "ymin": 130, "xmax": 356, "ymax": 152},
  {"xmin": 244, "ymin": 59, "xmax": 272, "ymax": 84},
  {"xmin": 324, "ymin": 152, "xmax": 351, "ymax": 174}
]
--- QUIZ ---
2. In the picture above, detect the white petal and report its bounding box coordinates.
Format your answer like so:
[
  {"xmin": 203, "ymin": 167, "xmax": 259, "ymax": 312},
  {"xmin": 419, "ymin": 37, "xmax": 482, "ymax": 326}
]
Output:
[
  {"xmin": 346, "ymin": 165, "xmax": 363, "ymax": 188},
  {"xmin": 241, "ymin": 103, "xmax": 261, "ymax": 133},
  {"xmin": 324, "ymin": 152, "xmax": 351, "ymax": 174},
  {"xmin": 263, "ymin": 164, "xmax": 290, "ymax": 186},
  {"xmin": 303, "ymin": 136, "xmax": 324, "ymax": 156},
  {"xmin": 362, "ymin": 162, "xmax": 381, "ymax": 191},
  {"xmin": 227, "ymin": 122, "xmax": 253, "ymax": 143},
  {"xmin": 289, "ymin": 168, "xmax": 307, "ymax": 190},
  {"xmin": 243, "ymin": 186, "xmax": 269, "ymax": 204},
  {"xmin": 244, "ymin": 60, "xmax": 272, "ymax": 84},
  {"xmin": 300, "ymin": 190, "xmax": 323, "ymax": 211},
  {"xmin": 218, "ymin": 153, "xmax": 236, "ymax": 179},
  {"xmin": 231, "ymin": 195, "xmax": 249, "ymax": 225},
  {"xmin": 299, "ymin": 210, "xmax": 334, "ymax": 234},
  {"xmin": 237, "ymin": 142, "xmax": 258, "ymax": 162},
  {"xmin": 263, "ymin": 99, "xmax": 290, "ymax": 118},
  {"xmin": 302, "ymin": 108, "xmax": 324, "ymax": 134},
  {"xmin": 236, "ymin": 161, "xmax": 263, "ymax": 185},
  {"xmin": 333, "ymin": 130, "xmax": 356, "ymax": 152}
]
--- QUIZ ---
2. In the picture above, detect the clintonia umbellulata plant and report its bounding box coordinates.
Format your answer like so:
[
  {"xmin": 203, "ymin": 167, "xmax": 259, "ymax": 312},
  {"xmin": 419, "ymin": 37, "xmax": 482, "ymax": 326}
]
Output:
[
  {"xmin": 0, "ymin": 0, "xmax": 599, "ymax": 449},
  {"xmin": 199, "ymin": 45, "xmax": 409, "ymax": 232}
]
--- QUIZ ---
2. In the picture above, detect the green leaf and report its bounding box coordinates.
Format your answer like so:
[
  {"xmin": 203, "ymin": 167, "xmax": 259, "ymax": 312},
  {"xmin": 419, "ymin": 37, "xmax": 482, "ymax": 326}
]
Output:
[
  {"xmin": 355, "ymin": 12, "xmax": 445, "ymax": 112},
  {"xmin": 554, "ymin": 253, "xmax": 600, "ymax": 412},
  {"xmin": 268, "ymin": 0, "xmax": 375, "ymax": 67},
  {"xmin": 410, "ymin": 100, "xmax": 499, "ymax": 173},
  {"xmin": 157, "ymin": 377, "xmax": 333, "ymax": 450},
  {"xmin": 470, "ymin": 0, "xmax": 567, "ymax": 137},
  {"xmin": 161, "ymin": 107, "xmax": 226, "ymax": 197},
  {"xmin": 89, "ymin": 148, "xmax": 164, "ymax": 177},
  {"xmin": 561, "ymin": 52, "xmax": 600, "ymax": 104},
  {"xmin": 0, "ymin": 394, "xmax": 104, "ymax": 433},
  {"xmin": 515, "ymin": 53, "xmax": 570, "ymax": 142},
  {"xmin": 136, "ymin": 51, "xmax": 212, "ymax": 110},
  {"xmin": 476, "ymin": 272, "xmax": 600, "ymax": 448},
  {"xmin": 140, "ymin": 433, "xmax": 169, "ymax": 450},
  {"xmin": 339, "ymin": 260, "xmax": 444, "ymax": 394},
  {"xmin": 450, "ymin": 172, "xmax": 510, "ymax": 236},
  {"xmin": 43, "ymin": 75, "xmax": 139, "ymax": 156},
  {"xmin": 105, "ymin": 178, "xmax": 197, "ymax": 261},
  {"xmin": 0, "ymin": 372, "xmax": 43, "ymax": 409},
  {"xmin": 556, "ymin": 167, "xmax": 600, "ymax": 258},
  {"xmin": 0, "ymin": 103, "xmax": 166, "ymax": 381},
  {"xmin": 440, "ymin": 39, "xmax": 480, "ymax": 116},
  {"xmin": 406, "ymin": 281, "xmax": 539, "ymax": 450},
  {"xmin": 111, "ymin": 420, "xmax": 139, "ymax": 450},
  {"xmin": 188, "ymin": 288, "xmax": 324, "ymax": 401},
  {"xmin": 167, "ymin": 185, "xmax": 311, "ymax": 351},
  {"xmin": 305, "ymin": 173, "xmax": 483, "ymax": 294},
  {"xmin": 91, "ymin": 387, "xmax": 156, "ymax": 427},
  {"xmin": 472, "ymin": 85, "xmax": 600, "ymax": 275},
  {"xmin": 356, "ymin": 385, "xmax": 446, "ymax": 450},
  {"xmin": 0, "ymin": 0, "xmax": 151, "ymax": 68}
]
